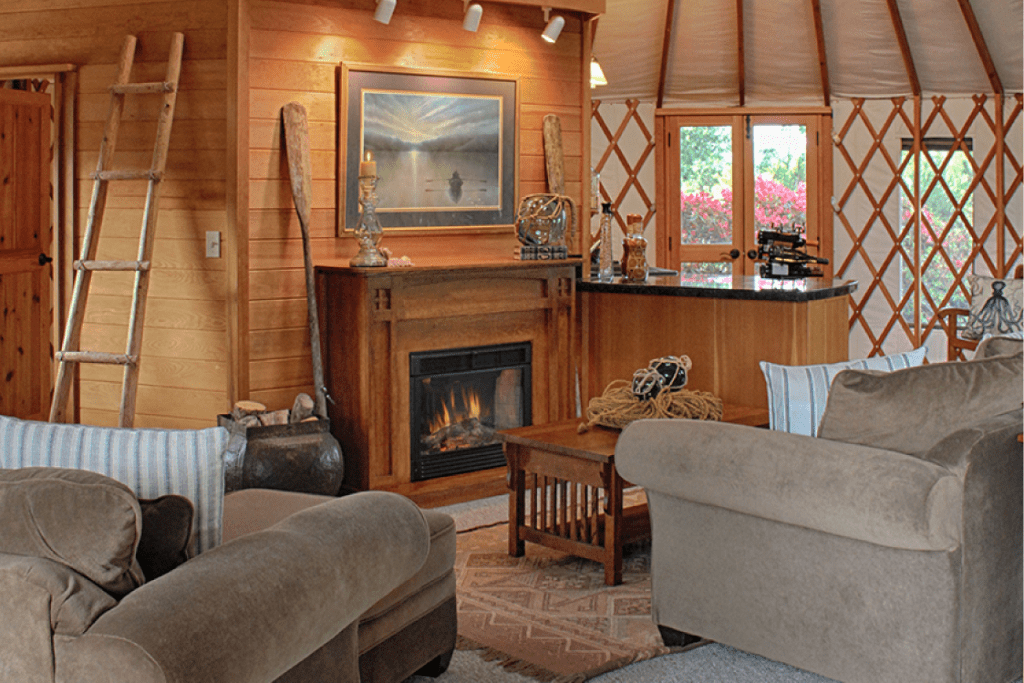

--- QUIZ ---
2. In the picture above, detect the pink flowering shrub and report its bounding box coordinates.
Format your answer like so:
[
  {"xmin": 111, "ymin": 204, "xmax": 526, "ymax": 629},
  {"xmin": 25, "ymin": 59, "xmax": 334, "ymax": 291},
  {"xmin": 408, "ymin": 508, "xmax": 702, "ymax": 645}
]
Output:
[{"xmin": 680, "ymin": 177, "xmax": 807, "ymax": 245}]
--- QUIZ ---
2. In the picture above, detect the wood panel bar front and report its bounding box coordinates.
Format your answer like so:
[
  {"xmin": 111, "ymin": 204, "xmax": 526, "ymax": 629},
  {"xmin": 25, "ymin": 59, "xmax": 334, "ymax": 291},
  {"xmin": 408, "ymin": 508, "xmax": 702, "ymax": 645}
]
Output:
[{"xmin": 582, "ymin": 275, "xmax": 856, "ymax": 410}]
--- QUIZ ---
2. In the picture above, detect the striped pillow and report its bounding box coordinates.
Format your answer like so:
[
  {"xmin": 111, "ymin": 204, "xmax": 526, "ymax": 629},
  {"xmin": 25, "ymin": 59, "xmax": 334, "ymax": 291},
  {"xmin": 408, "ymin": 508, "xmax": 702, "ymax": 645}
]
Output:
[
  {"xmin": 0, "ymin": 416, "xmax": 228, "ymax": 554},
  {"xmin": 759, "ymin": 347, "xmax": 928, "ymax": 437}
]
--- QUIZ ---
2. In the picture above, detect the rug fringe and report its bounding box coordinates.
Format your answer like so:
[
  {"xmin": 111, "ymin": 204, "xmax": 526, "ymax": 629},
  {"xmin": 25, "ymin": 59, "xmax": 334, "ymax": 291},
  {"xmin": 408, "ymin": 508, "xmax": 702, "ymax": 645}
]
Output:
[
  {"xmin": 456, "ymin": 635, "xmax": 713, "ymax": 683},
  {"xmin": 456, "ymin": 635, "xmax": 567, "ymax": 681}
]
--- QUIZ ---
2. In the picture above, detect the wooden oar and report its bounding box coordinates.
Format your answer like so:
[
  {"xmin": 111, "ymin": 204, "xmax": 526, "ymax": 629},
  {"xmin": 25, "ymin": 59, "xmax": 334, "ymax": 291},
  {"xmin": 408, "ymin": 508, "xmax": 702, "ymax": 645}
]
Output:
[
  {"xmin": 543, "ymin": 114, "xmax": 576, "ymax": 250},
  {"xmin": 281, "ymin": 102, "xmax": 328, "ymax": 420}
]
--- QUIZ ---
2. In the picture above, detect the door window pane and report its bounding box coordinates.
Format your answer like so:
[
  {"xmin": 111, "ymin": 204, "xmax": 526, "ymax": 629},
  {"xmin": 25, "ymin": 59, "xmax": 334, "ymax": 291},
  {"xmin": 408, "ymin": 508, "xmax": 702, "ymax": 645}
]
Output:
[
  {"xmin": 753, "ymin": 124, "xmax": 807, "ymax": 231},
  {"xmin": 679, "ymin": 125, "xmax": 732, "ymax": 246}
]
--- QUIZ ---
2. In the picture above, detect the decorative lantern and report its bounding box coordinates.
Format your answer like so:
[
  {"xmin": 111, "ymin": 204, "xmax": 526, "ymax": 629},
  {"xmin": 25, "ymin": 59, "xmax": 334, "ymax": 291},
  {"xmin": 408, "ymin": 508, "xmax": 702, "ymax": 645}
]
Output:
[
  {"xmin": 631, "ymin": 367, "xmax": 665, "ymax": 401},
  {"xmin": 649, "ymin": 355, "xmax": 692, "ymax": 391}
]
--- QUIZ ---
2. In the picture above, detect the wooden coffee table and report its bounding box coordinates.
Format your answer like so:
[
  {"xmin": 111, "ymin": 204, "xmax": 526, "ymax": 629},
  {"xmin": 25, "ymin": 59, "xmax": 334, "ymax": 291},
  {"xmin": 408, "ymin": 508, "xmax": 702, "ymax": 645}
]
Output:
[{"xmin": 500, "ymin": 405, "xmax": 768, "ymax": 585}]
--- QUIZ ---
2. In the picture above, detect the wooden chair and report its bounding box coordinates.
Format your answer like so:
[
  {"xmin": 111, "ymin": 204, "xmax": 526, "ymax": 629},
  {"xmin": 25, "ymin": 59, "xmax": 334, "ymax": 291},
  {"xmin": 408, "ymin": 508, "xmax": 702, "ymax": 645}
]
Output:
[{"xmin": 938, "ymin": 264, "xmax": 1023, "ymax": 360}]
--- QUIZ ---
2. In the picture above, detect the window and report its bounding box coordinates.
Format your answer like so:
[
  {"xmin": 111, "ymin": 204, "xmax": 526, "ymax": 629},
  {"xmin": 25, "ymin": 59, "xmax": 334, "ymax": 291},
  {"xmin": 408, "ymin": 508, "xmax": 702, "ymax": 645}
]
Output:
[
  {"xmin": 656, "ymin": 109, "xmax": 832, "ymax": 278},
  {"xmin": 899, "ymin": 138, "xmax": 975, "ymax": 323}
]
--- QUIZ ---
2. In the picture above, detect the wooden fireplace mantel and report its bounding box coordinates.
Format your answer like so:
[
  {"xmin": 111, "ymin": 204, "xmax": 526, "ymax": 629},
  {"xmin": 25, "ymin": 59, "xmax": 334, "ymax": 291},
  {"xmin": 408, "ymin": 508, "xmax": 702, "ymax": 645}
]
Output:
[{"xmin": 315, "ymin": 259, "xmax": 580, "ymax": 504}]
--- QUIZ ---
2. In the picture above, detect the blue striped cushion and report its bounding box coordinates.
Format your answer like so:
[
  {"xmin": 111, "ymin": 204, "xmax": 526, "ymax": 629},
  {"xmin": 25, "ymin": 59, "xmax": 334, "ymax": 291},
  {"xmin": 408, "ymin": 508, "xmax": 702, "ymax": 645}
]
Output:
[
  {"xmin": 759, "ymin": 347, "xmax": 928, "ymax": 437},
  {"xmin": 0, "ymin": 416, "xmax": 228, "ymax": 554}
]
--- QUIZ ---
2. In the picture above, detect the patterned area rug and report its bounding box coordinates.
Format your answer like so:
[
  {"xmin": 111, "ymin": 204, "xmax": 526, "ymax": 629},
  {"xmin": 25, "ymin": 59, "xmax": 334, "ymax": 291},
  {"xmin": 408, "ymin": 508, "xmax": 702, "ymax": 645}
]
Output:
[{"xmin": 454, "ymin": 519, "xmax": 695, "ymax": 682}]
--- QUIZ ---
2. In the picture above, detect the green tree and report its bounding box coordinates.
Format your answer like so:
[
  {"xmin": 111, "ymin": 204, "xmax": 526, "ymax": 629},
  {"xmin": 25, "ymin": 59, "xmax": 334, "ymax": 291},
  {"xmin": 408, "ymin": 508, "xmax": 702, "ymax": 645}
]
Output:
[
  {"xmin": 756, "ymin": 148, "xmax": 806, "ymax": 191},
  {"xmin": 679, "ymin": 126, "xmax": 730, "ymax": 193}
]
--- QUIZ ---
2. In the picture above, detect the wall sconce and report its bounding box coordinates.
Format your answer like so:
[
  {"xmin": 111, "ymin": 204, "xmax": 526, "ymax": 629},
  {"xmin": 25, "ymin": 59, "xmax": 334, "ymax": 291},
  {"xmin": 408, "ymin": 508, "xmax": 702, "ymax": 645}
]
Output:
[
  {"xmin": 463, "ymin": 1, "xmax": 483, "ymax": 31},
  {"xmin": 374, "ymin": 0, "xmax": 396, "ymax": 24},
  {"xmin": 590, "ymin": 57, "xmax": 607, "ymax": 88},
  {"xmin": 541, "ymin": 7, "xmax": 564, "ymax": 43}
]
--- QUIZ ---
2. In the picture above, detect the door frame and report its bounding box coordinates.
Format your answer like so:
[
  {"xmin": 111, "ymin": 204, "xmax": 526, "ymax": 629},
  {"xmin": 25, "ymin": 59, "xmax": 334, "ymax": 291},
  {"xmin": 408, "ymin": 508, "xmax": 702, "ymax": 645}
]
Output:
[{"xmin": 655, "ymin": 106, "xmax": 834, "ymax": 277}]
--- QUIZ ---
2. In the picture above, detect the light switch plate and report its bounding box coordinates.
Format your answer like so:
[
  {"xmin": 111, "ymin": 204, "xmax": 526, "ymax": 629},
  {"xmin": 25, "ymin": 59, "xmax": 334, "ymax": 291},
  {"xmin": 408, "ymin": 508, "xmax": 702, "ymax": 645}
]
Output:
[{"xmin": 205, "ymin": 231, "xmax": 221, "ymax": 258}]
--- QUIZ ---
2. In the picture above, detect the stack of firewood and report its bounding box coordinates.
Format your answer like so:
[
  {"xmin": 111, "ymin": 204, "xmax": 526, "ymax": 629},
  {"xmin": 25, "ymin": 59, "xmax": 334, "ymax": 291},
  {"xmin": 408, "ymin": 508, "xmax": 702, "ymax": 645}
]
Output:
[{"xmin": 229, "ymin": 393, "xmax": 320, "ymax": 428}]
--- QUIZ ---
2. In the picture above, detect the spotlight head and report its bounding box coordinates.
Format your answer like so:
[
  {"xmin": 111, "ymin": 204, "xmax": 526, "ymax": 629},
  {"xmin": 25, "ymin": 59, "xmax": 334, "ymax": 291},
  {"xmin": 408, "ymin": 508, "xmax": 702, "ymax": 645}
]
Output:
[
  {"xmin": 463, "ymin": 3, "xmax": 482, "ymax": 31},
  {"xmin": 374, "ymin": 0, "xmax": 396, "ymax": 24},
  {"xmin": 542, "ymin": 14, "xmax": 565, "ymax": 43}
]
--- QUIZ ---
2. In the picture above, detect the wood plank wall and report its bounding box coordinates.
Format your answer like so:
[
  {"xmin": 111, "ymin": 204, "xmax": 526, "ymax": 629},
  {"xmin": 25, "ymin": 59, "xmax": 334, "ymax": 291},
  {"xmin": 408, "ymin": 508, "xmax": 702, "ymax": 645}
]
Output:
[
  {"xmin": 244, "ymin": 0, "xmax": 587, "ymax": 410},
  {"xmin": 0, "ymin": 1, "xmax": 231, "ymax": 428}
]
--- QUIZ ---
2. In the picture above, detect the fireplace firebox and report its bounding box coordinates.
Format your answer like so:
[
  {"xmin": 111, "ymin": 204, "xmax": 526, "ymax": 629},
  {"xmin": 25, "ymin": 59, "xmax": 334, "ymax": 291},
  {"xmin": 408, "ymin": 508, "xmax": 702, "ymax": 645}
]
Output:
[{"xmin": 409, "ymin": 342, "xmax": 531, "ymax": 481}]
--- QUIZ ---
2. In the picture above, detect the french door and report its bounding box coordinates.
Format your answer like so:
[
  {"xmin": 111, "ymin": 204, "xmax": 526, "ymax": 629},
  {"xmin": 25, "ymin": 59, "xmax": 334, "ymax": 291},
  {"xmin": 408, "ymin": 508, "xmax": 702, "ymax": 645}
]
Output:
[{"xmin": 655, "ymin": 108, "xmax": 833, "ymax": 278}]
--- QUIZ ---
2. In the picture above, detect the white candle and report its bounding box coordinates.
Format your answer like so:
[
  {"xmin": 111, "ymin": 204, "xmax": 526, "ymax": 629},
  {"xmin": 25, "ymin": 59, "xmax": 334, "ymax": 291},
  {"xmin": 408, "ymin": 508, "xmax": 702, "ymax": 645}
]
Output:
[{"xmin": 360, "ymin": 151, "xmax": 376, "ymax": 177}]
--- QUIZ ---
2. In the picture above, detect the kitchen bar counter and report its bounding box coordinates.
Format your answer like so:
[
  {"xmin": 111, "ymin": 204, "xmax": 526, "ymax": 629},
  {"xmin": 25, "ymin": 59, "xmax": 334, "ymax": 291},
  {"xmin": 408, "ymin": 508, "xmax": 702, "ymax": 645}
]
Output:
[
  {"xmin": 579, "ymin": 273, "xmax": 857, "ymax": 302},
  {"xmin": 582, "ymin": 275, "xmax": 857, "ymax": 411}
]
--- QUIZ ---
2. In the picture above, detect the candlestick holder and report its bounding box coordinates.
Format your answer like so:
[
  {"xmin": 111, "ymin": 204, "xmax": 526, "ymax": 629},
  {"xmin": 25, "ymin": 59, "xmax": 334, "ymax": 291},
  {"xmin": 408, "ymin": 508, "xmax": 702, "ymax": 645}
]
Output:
[{"xmin": 349, "ymin": 173, "xmax": 388, "ymax": 267}]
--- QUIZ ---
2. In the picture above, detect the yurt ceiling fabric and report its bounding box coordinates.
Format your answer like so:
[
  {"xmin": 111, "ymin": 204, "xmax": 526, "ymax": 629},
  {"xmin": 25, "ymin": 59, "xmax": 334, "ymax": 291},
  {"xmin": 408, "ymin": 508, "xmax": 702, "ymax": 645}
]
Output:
[{"xmin": 593, "ymin": 0, "xmax": 1023, "ymax": 104}]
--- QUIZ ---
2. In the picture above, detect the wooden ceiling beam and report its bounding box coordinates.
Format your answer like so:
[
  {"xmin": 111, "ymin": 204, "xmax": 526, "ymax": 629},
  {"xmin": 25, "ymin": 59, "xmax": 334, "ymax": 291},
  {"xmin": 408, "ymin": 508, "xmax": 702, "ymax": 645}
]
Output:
[
  {"xmin": 954, "ymin": 0, "xmax": 1003, "ymax": 94},
  {"xmin": 736, "ymin": 0, "xmax": 746, "ymax": 106},
  {"xmin": 809, "ymin": 0, "xmax": 830, "ymax": 106},
  {"xmin": 657, "ymin": 0, "xmax": 677, "ymax": 108},
  {"xmin": 883, "ymin": 0, "xmax": 921, "ymax": 96}
]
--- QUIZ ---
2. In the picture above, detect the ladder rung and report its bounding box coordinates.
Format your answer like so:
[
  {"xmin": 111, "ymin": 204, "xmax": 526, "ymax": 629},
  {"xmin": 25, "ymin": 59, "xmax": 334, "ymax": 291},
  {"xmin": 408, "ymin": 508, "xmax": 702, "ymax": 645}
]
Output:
[
  {"xmin": 56, "ymin": 351, "xmax": 137, "ymax": 366},
  {"xmin": 92, "ymin": 169, "xmax": 162, "ymax": 181},
  {"xmin": 110, "ymin": 81, "xmax": 175, "ymax": 94},
  {"xmin": 75, "ymin": 260, "xmax": 151, "ymax": 272}
]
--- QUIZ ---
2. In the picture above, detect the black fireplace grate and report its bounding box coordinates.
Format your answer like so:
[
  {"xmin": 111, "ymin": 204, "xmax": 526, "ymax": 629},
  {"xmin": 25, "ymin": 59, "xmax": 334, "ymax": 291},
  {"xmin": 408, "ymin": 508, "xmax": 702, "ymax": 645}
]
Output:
[
  {"xmin": 411, "ymin": 443, "xmax": 507, "ymax": 481},
  {"xmin": 409, "ymin": 342, "xmax": 531, "ymax": 482}
]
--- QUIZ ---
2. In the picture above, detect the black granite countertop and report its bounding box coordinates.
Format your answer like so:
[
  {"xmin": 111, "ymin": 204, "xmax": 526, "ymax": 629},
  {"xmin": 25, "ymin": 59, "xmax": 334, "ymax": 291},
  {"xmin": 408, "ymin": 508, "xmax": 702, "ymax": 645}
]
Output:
[{"xmin": 578, "ymin": 273, "xmax": 858, "ymax": 301}]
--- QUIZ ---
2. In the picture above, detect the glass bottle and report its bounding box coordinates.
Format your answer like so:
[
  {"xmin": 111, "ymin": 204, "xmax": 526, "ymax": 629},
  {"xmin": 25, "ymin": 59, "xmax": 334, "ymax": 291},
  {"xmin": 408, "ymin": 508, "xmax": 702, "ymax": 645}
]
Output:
[
  {"xmin": 622, "ymin": 213, "xmax": 648, "ymax": 282},
  {"xmin": 598, "ymin": 203, "xmax": 614, "ymax": 282}
]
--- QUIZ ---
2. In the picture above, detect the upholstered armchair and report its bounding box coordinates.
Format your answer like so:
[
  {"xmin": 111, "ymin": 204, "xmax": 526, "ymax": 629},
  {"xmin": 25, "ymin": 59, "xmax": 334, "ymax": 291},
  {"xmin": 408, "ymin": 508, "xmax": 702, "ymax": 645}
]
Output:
[{"xmin": 616, "ymin": 339, "xmax": 1023, "ymax": 683}]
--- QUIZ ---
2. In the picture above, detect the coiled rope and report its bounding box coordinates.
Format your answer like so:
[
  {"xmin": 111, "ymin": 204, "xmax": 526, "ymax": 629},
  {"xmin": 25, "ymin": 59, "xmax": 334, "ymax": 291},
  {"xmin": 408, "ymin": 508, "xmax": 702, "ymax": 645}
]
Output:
[{"xmin": 578, "ymin": 380, "xmax": 723, "ymax": 433}]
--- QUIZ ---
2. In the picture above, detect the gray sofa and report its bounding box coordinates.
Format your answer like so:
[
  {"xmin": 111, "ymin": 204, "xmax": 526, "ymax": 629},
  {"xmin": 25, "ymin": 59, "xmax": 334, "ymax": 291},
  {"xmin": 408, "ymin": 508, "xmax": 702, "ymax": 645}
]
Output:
[
  {"xmin": 616, "ymin": 338, "xmax": 1023, "ymax": 683},
  {"xmin": 0, "ymin": 468, "xmax": 456, "ymax": 683}
]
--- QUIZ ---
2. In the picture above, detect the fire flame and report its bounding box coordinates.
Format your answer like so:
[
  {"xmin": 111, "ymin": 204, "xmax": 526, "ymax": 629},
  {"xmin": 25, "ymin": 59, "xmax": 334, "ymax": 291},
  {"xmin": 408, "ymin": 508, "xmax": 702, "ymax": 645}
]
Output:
[{"xmin": 428, "ymin": 386, "xmax": 483, "ymax": 434}]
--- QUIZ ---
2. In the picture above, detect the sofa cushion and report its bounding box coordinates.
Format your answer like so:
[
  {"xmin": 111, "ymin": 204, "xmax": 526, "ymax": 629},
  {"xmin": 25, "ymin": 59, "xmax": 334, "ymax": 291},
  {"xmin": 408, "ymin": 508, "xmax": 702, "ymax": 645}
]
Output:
[
  {"xmin": 0, "ymin": 554, "xmax": 117, "ymax": 635},
  {"xmin": 962, "ymin": 274, "xmax": 1023, "ymax": 339},
  {"xmin": 759, "ymin": 346, "xmax": 927, "ymax": 436},
  {"xmin": 137, "ymin": 495, "xmax": 194, "ymax": 581},
  {"xmin": 818, "ymin": 351, "xmax": 1024, "ymax": 456},
  {"xmin": 0, "ymin": 468, "xmax": 144, "ymax": 595},
  {"xmin": 0, "ymin": 416, "xmax": 229, "ymax": 553}
]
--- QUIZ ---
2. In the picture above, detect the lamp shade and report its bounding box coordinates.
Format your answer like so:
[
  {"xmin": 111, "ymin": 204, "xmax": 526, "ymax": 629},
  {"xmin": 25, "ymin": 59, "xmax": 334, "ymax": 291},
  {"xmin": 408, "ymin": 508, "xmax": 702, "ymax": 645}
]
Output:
[
  {"xmin": 374, "ymin": 0, "xmax": 396, "ymax": 24},
  {"xmin": 541, "ymin": 14, "xmax": 565, "ymax": 43},
  {"xmin": 590, "ymin": 57, "xmax": 608, "ymax": 87},
  {"xmin": 463, "ymin": 3, "xmax": 482, "ymax": 31}
]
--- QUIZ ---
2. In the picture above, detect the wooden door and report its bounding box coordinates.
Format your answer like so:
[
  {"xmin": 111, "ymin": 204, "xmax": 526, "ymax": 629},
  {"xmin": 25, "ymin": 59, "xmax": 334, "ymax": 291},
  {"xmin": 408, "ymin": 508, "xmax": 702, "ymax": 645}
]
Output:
[{"xmin": 0, "ymin": 88, "xmax": 52, "ymax": 420}]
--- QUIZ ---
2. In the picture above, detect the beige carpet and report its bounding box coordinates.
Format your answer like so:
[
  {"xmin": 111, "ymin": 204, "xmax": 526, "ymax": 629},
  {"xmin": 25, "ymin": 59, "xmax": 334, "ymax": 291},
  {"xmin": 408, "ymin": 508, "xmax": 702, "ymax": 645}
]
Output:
[{"xmin": 454, "ymin": 518, "xmax": 692, "ymax": 682}]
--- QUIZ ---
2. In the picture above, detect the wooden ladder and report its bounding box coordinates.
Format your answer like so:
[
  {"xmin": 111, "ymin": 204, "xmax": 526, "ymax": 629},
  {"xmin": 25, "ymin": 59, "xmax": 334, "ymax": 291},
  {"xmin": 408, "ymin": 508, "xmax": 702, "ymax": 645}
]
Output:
[{"xmin": 49, "ymin": 33, "xmax": 184, "ymax": 427}]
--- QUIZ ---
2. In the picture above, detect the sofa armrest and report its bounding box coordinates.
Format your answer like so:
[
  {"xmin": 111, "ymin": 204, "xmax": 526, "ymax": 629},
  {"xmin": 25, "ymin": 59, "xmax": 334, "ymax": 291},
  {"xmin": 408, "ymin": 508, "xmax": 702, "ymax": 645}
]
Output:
[
  {"xmin": 55, "ymin": 491, "xmax": 431, "ymax": 683},
  {"xmin": 920, "ymin": 409, "xmax": 1023, "ymax": 681},
  {"xmin": 616, "ymin": 419, "xmax": 962, "ymax": 551},
  {"xmin": 0, "ymin": 571, "xmax": 57, "ymax": 683}
]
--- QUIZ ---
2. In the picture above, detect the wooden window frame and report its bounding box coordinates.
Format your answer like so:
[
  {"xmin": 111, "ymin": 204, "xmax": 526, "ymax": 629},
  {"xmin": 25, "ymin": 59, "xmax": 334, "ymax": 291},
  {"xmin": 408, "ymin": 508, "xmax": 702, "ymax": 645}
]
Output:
[{"xmin": 655, "ymin": 107, "xmax": 833, "ymax": 277}]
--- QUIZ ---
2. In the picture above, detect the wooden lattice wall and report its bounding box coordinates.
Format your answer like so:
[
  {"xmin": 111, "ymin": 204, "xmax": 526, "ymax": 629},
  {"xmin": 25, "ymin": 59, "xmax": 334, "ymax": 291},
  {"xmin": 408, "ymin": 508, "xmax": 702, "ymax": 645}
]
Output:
[
  {"xmin": 591, "ymin": 95, "xmax": 1024, "ymax": 361},
  {"xmin": 832, "ymin": 95, "xmax": 1023, "ymax": 361},
  {"xmin": 590, "ymin": 99, "xmax": 657, "ymax": 263}
]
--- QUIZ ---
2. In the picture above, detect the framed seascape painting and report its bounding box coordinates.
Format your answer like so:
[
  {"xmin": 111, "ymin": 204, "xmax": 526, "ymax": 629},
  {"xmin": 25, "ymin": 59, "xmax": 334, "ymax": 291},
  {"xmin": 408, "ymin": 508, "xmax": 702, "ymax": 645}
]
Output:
[{"xmin": 339, "ymin": 65, "xmax": 518, "ymax": 234}]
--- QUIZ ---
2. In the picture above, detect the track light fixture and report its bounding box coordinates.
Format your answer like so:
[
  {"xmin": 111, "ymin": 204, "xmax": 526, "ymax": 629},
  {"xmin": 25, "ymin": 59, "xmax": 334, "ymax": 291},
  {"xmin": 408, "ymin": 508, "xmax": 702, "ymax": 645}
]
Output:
[
  {"xmin": 463, "ymin": 1, "xmax": 482, "ymax": 31},
  {"xmin": 374, "ymin": 0, "xmax": 396, "ymax": 24},
  {"xmin": 541, "ymin": 7, "xmax": 564, "ymax": 43}
]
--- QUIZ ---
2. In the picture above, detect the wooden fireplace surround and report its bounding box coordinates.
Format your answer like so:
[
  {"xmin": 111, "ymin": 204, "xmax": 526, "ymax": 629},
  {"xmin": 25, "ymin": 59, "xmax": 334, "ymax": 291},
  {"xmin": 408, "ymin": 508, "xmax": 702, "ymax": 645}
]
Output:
[{"xmin": 316, "ymin": 260, "xmax": 579, "ymax": 504}]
